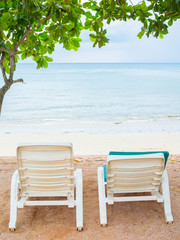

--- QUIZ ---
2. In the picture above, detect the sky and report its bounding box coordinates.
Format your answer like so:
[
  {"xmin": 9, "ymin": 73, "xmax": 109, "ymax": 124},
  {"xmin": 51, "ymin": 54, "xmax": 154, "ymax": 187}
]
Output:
[
  {"xmin": 51, "ymin": 19, "xmax": 180, "ymax": 63},
  {"xmin": 22, "ymin": 19, "xmax": 180, "ymax": 63}
]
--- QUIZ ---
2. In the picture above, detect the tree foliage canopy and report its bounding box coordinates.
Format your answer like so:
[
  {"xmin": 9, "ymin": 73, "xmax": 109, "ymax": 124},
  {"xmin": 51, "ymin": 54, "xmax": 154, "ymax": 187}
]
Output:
[
  {"xmin": 0, "ymin": 0, "xmax": 180, "ymax": 72},
  {"xmin": 0, "ymin": 0, "xmax": 84, "ymax": 71},
  {"xmin": 83, "ymin": 0, "xmax": 180, "ymax": 47}
]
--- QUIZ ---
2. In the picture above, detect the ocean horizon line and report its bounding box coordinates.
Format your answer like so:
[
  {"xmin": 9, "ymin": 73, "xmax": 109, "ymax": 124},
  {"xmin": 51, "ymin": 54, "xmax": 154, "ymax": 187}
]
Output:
[{"xmin": 17, "ymin": 62, "xmax": 180, "ymax": 64}]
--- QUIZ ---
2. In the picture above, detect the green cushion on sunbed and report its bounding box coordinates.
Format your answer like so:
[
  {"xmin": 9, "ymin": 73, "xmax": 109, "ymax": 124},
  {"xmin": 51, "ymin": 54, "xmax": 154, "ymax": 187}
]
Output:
[
  {"xmin": 102, "ymin": 165, "xmax": 107, "ymax": 182},
  {"xmin": 109, "ymin": 151, "xmax": 169, "ymax": 166},
  {"xmin": 103, "ymin": 151, "xmax": 169, "ymax": 182}
]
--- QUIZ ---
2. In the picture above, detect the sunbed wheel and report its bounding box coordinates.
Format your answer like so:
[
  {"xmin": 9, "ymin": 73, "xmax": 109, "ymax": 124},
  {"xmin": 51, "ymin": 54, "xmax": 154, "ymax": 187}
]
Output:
[
  {"xmin": 167, "ymin": 221, "xmax": 173, "ymax": 224},
  {"xmin": 9, "ymin": 228, "xmax": 16, "ymax": 232},
  {"xmin": 101, "ymin": 224, "xmax": 107, "ymax": 227},
  {"xmin": 77, "ymin": 227, "xmax": 83, "ymax": 231}
]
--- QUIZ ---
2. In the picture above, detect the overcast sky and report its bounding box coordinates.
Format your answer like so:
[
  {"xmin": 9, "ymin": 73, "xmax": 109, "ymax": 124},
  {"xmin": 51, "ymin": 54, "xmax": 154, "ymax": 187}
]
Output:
[{"xmin": 23, "ymin": 19, "xmax": 180, "ymax": 63}]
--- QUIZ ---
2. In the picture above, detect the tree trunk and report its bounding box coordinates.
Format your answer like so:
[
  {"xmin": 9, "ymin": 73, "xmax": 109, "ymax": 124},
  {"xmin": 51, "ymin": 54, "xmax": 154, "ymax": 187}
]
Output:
[
  {"xmin": 0, "ymin": 89, "xmax": 5, "ymax": 115},
  {"xmin": 0, "ymin": 84, "xmax": 11, "ymax": 115}
]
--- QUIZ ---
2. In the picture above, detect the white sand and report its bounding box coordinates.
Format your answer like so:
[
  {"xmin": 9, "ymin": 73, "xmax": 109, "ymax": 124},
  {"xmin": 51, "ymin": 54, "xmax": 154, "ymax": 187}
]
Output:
[{"xmin": 0, "ymin": 132, "xmax": 180, "ymax": 156}]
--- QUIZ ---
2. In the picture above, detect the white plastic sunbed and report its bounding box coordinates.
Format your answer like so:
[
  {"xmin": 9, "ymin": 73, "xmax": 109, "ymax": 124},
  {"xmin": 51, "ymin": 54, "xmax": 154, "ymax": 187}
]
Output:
[
  {"xmin": 9, "ymin": 143, "xmax": 83, "ymax": 231},
  {"xmin": 98, "ymin": 152, "xmax": 173, "ymax": 225}
]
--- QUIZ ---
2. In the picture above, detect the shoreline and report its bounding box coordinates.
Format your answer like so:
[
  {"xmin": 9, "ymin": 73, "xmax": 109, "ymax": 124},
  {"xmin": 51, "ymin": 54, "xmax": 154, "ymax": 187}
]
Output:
[
  {"xmin": 1, "ymin": 132, "xmax": 180, "ymax": 156},
  {"xmin": 1, "ymin": 117, "xmax": 180, "ymax": 135}
]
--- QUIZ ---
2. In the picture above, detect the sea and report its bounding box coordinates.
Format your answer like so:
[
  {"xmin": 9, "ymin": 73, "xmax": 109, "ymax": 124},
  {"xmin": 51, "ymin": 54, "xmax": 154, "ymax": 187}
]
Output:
[{"xmin": 0, "ymin": 63, "xmax": 180, "ymax": 134}]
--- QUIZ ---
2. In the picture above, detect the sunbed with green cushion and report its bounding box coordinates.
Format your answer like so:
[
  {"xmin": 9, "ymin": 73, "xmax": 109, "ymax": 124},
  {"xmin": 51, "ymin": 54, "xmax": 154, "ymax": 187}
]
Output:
[
  {"xmin": 98, "ymin": 150, "xmax": 173, "ymax": 224},
  {"xmin": 103, "ymin": 151, "xmax": 169, "ymax": 182}
]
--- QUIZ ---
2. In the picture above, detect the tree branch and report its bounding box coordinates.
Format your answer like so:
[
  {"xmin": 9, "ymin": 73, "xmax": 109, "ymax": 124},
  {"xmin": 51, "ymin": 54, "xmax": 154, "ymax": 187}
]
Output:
[
  {"xmin": 0, "ymin": 48, "xmax": 11, "ymax": 54},
  {"xmin": 129, "ymin": 0, "xmax": 135, "ymax": 7},
  {"xmin": 14, "ymin": 12, "xmax": 53, "ymax": 53},
  {"xmin": 31, "ymin": 12, "xmax": 53, "ymax": 32},
  {"xmin": 0, "ymin": 53, "xmax": 8, "ymax": 84},
  {"xmin": 10, "ymin": 12, "xmax": 53, "ymax": 81},
  {"xmin": 14, "ymin": 26, "xmax": 32, "ymax": 52},
  {"xmin": 9, "ymin": 53, "xmax": 15, "ymax": 82},
  {"xmin": 13, "ymin": 78, "xmax": 24, "ymax": 84},
  {"xmin": 1, "ymin": 11, "xmax": 53, "ymax": 87}
]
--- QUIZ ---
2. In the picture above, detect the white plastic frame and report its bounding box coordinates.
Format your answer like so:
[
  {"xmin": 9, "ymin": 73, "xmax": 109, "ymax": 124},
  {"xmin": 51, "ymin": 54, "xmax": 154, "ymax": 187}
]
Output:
[
  {"xmin": 9, "ymin": 143, "xmax": 83, "ymax": 231},
  {"xmin": 98, "ymin": 154, "xmax": 173, "ymax": 225}
]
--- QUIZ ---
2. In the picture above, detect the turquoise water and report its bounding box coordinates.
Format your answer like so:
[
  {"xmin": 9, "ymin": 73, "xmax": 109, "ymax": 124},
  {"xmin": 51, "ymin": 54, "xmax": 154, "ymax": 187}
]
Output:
[{"xmin": 1, "ymin": 63, "xmax": 180, "ymax": 134}]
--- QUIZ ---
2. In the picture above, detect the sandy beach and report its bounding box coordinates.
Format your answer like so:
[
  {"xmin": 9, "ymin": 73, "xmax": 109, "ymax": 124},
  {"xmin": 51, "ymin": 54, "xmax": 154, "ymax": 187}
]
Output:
[
  {"xmin": 0, "ymin": 133, "xmax": 180, "ymax": 240},
  {"xmin": 1, "ymin": 132, "xmax": 180, "ymax": 156}
]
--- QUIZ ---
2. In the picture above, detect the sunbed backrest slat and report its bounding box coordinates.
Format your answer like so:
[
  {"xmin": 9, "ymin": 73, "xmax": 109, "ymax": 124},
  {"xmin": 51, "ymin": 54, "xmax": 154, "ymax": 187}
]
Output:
[
  {"xmin": 17, "ymin": 145, "xmax": 74, "ymax": 196},
  {"xmin": 107, "ymin": 154, "xmax": 164, "ymax": 192}
]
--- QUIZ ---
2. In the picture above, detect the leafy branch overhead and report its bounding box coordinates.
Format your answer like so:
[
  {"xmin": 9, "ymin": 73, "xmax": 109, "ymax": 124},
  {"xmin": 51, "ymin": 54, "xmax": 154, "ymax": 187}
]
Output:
[
  {"xmin": 0, "ymin": 0, "xmax": 180, "ymax": 75},
  {"xmin": 0, "ymin": 0, "xmax": 84, "ymax": 72},
  {"xmin": 83, "ymin": 0, "xmax": 180, "ymax": 46}
]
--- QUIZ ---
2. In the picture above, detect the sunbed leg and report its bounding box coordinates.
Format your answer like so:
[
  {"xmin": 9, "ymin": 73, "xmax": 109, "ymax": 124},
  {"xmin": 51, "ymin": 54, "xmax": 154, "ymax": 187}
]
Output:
[
  {"xmin": 98, "ymin": 167, "xmax": 107, "ymax": 226},
  {"xmin": 162, "ymin": 169, "xmax": 173, "ymax": 223},
  {"xmin": 75, "ymin": 169, "xmax": 83, "ymax": 231},
  {"xmin": 9, "ymin": 170, "xmax": 19, "ymax": 231}
]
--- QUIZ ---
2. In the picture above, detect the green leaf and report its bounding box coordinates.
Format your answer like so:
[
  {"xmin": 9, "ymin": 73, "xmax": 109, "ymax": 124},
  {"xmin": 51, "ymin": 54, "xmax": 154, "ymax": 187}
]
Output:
[
  {"xmin": 37, "ymin": 63, "xmax": 41, "ymax": 69},
  {"xmin": 159, "ymin": 32, "xmax": 163, "ymax": 39},
  {"xmin": 19, "ymin": 45, "xmax": 26, "ymax": 51},
  {"xmin": 63, "ymin": 42, "xmax": 71, "ymax": 50},
  {"xmin": 56, "ymin": 9, "xmax": 60, "ymax": 19},
  {"xmin": 137, "ymin": 31, "xmax": 145, "ymax": 39},
  {"xmin": 3, "ymin": 62, "xmax": 10, "ymax": 74},
  {"xmin": 101, "ymin": 36, "xmax": 109, "ymax": 43},
  {"xmin": 168, "ymin": 19, "xmax": 173, "ymax": 26},
  {"xmin": 48, "ymin": 24, "xmax": 57, "ymax": 31},
  {"xmin": 52, "ymin": 14, "xmax": 57, "ymax": 23},
  {"xmin": 5, "ymin": 65, "xmax": 10, "ymax": 74},
  {"xmin": 42, "ymin": 58, "xmax": 48, "ymax": 68},
  {"xmin": 85, "ymin": 11, "xmax": 93, "ymax": 19},
  {"xmin": 107, "ymin": 18, "xmax": 111, "ymax": 24},
  {"xmin": 1, "ymin": 12, "xmax": 10, "ymax": 21},
  {"xmin": 47, "ymin": 47, "xmax": 53, "ymax": 54},
  {"xmin": 62, "ymin": 16, "xmax": 69, "ymax": 24},
  {"xmin": 44, "ymin": 56, "xmax": 53, "ymax": 62},
  {"xmin": 83, "ymin": 2, "xmax": 91, "ymax": 8},
  {"xmin": 0, "ymin": 22, "xmax": 8, "ymax": 30},
  {"xmin": 76, "ymin": 37, "xmax": 82, "ymax": 42},
  {"xmin": 90, "ymin": 37, "xmax": 96, "ymax": 42},
  {"xmin": 161, "ymin": 30, "xmax": 168, "ymax": 35},
  {"xmin": 73, "ymin": 46, "xmax": 78, "ymax": 51},
  {"xmin": 39, "ymin": 32, "xmax": 49, "ymax": 40},
  {"xmin": 71, "ymin": 39, "xmax": 80, "ymax": 48},
  {"xmin": 89, "ymin": 34, "xmax": 96, "ymax": 38},
  {"xmin": 21, "ymin": 52, "xmax": 27, "ymax": 60},
  {"xmin": 141, "ymin": 1, "xmax": 147, "ymax": 11},
  {"xmin": 32, "ymin": 56, "xmax": 41, "ymax": 62},
  {"xmin": 0, "ymin": 2, "xmax": 5, "ymax": 8},
  {"xmin": 41, "ymin": 47, "xmax": 48, "ymax": 55}
]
